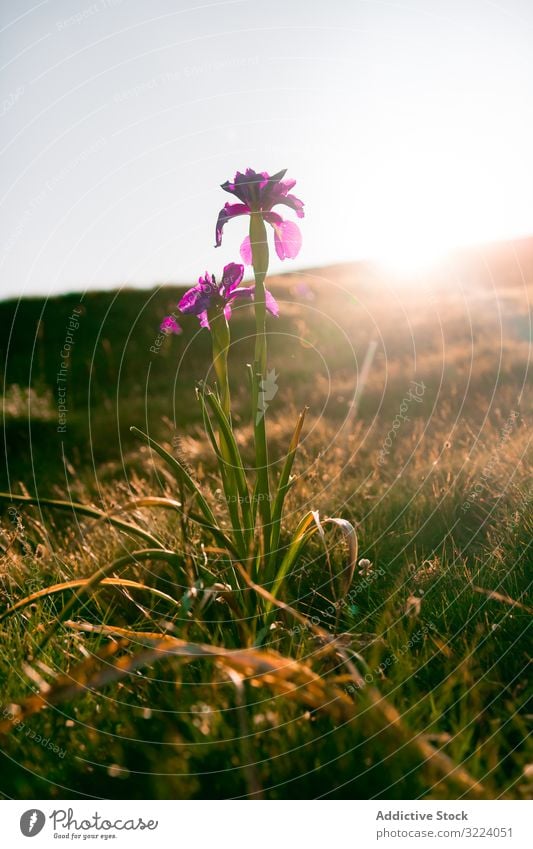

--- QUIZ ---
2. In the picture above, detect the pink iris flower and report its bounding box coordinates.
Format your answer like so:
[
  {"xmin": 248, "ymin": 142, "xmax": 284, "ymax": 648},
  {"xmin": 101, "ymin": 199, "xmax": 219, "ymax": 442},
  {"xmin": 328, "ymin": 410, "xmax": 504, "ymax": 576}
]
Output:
[
  {"xmin": 177, "ymin": 262, "xmax": 279, "ymax": 329},
  {"xmin": 215, "ymin": 169, "xmax": 304, "ymax": 264}
]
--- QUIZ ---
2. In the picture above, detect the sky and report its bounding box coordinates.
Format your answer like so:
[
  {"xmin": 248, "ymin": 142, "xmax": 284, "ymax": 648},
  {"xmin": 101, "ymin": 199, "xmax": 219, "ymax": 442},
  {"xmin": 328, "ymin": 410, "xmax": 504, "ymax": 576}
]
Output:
[{"xmin": 1, "ymin": 0, "xmax": 533, "ymax": 299}]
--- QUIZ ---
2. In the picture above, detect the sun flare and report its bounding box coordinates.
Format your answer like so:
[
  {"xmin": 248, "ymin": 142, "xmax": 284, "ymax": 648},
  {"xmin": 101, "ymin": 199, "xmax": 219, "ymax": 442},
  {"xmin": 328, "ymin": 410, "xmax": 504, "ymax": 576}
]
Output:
[{"xmin": 369, "ymin": 227, "xmax": 451, "ymax": 276}]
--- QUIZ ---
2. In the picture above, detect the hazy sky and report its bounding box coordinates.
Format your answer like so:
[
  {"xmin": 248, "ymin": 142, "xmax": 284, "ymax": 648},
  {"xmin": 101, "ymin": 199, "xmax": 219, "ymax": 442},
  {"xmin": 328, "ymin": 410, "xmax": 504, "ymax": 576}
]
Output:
[{"xmin": 1, "ymin": 0, "xmax": 533, "ymax": 298}]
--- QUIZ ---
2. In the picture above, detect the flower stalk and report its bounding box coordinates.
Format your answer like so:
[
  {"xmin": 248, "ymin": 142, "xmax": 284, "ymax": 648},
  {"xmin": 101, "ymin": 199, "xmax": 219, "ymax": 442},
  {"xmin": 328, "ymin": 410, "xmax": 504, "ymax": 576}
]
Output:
[
  {"xmin": 209, "ymin": 308, "xmax": 231, "ymax": 421},
  {"xmin": 249, "ymin": 212, "xmax": 269, "ymax": 374},
  {"xmin": 164, "ymin": 168, "xmax": 304, "ymax": 567},
  {"xmin": 249, "ymin": 211, "xmax": 271, "ymax": 553}
]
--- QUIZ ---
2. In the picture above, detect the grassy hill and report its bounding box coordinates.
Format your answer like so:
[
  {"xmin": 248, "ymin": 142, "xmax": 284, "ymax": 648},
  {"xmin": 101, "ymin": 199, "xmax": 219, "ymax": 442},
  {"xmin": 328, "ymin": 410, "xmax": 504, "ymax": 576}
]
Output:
[{"xmin": 0, "ymin": 240, "xmax": 531, "ymax": 799}]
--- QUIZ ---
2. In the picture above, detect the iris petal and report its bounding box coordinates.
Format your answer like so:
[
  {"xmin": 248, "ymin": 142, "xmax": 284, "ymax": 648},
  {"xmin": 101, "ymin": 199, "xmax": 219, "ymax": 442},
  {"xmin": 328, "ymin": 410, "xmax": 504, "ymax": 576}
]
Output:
[
  {"xmin": 265, "ymin": 289, "xmax": 279, "ymax": 317},
  {"xmin": 277, "ymin": 192, "xmax": 305, "ymax": 218},
  {"xmin": 217, "ymin": 170, "xmax": 303, "ymax": 261},
  {"xmin": 221, "ymin": 262, "xmax": 245, "ymax": 295},
  {"xmin": 240, "ymin": 235, "xmax": 253, "ymax": 265},
  {"xmin": 178, "ymin": 285, "xmax": 211, "ymax": 315},
  {"xmin": 215, "ymin": 202, "xmax": 250, "ymax": 247},
  {"xmin": 198, "ymin": 310, "xmax": 210, "ymax": 329},
  {"xmin": 271, "ymin": 219, "xmax": 302, "ymax": 260},
  {"xmin": 229, "ymin": 286, "xmax": 254, "ymax": 301}
]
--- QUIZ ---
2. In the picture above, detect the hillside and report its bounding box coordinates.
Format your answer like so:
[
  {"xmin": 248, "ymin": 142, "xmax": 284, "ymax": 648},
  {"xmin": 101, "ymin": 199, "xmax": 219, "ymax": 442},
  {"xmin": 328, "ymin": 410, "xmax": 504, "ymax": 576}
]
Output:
[{"xmin": 0, "ymin": 239, "xmax": 531, "ymax": 800}]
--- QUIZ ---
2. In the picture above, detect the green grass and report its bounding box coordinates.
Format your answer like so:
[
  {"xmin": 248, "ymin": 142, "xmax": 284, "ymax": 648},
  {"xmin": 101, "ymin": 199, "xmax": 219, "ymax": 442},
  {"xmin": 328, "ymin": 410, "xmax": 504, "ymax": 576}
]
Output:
[{"xmin": 0, "ymin": 259, "xmax": 531, "ymax": 799}]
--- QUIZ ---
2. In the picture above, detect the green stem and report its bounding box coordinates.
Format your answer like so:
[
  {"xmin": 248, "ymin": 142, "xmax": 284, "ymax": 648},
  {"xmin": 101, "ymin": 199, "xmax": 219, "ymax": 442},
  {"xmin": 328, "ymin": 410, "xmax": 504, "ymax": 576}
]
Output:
[
  {"xmin": 250, "ymin": 214, "xmax": 268, "ymax": 375},
  {"xmin": 210, "ymin": 310, "xmax": 231, "ymax": 421},
  {"xmin": 249, "ymin": 213, "xmax": 271, "ymax": 556}
]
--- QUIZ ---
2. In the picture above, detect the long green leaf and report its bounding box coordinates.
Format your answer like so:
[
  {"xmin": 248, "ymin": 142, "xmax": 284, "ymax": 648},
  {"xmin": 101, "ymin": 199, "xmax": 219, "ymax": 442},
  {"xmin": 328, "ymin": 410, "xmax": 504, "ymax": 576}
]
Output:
[
  {"xmin": 268, "ymin": 407, "xmax": 307, "ymax": 574},
  {"xmin": 267, "ymin": 511, "xmax": 317, "ymax": 608},
  {"xmin": 196, "ymin": 389, "xmax": 246, "ymax": 556},
  {"xmin": 202, "ymin": 388, "xmax": 253, "ymax": 540}
]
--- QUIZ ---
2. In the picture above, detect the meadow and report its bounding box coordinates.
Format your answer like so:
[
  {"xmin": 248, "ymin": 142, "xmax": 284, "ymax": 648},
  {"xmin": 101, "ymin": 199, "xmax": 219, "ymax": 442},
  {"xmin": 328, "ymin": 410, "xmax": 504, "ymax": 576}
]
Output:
[{"xmin": 0, "ymin": 240, "xmax": 531, "ymax": 800}]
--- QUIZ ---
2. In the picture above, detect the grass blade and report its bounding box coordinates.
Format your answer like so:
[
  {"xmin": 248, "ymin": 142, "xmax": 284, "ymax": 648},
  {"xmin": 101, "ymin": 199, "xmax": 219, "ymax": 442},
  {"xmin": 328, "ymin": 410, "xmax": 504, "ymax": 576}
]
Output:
[
  {"xmin": 0, "ymin": 492, "xmax": 164, "ymax": 549},
  {"xmin": 104, "ymin": 496, "xmax": 183, "ymax": 516},
  {"xmin": 0, "ymin": 577, "xmax": 182, "ymax": 621},
  {"xmin": 31, "ymin": 548, "xmax": 182, "ymax": 655},
  {"xmin": 324, "ymin": 517, "xmax": 358, "ymax": 599},
  {"xmin": 235, "ymin": 563, "xmax": 488, "ymax": 800},
  {"xmin": 268, "ymin": 511, "xmax": 317, "ymax": 606},
  {"xmin": 130, "ymin": 426, "xmax": 218, "ymax": 529}
]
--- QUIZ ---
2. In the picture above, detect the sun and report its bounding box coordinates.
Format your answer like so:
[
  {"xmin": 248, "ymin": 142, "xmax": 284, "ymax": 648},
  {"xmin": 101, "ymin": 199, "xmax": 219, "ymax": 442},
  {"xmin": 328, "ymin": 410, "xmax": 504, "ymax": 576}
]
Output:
[
  {"xmin": 360, "ymin": 150, "xmax": 466, "ymax": 277},
  {"xmin": 337, "ymin": 112, "xmax": 533, "ymax": 280}
]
